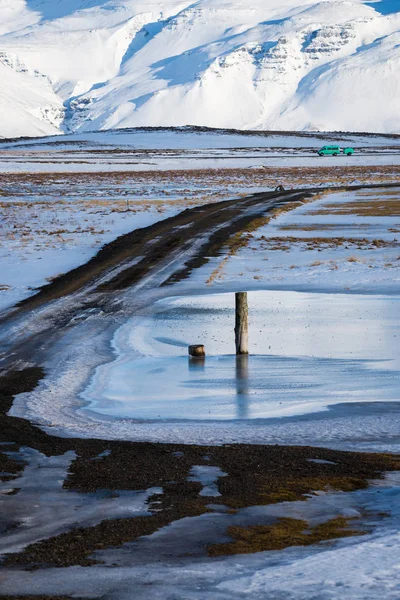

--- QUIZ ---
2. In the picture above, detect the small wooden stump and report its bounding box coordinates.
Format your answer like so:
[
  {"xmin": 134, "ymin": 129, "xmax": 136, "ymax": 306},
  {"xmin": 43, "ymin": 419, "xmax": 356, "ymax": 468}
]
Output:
[{"xmin": 189, "ymin": 344, "xmax": 206, "ymax": 358}]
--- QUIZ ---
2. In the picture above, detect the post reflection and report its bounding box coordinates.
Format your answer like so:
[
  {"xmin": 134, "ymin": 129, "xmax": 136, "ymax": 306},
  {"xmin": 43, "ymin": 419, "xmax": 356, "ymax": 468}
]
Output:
[
  {"xmin": 236, "ymin": 354, "xmax": 249, "ymax": 419},
  {"xmin": 188, "ymin": 356, "xmax": 206, "ymax": 371}
]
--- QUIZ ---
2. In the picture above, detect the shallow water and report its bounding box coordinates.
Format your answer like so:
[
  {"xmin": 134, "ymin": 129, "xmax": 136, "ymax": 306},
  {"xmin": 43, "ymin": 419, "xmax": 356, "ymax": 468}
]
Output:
[{"xmin": 83, "ymin": 291, "xmax": 400, "ymax": 422}]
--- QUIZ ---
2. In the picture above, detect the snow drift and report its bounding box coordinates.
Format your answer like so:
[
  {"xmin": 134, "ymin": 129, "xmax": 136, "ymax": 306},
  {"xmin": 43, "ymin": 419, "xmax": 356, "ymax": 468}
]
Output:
[{"xmin": 0, "ymin": 0, "xmax": 399, "ymax": 137}]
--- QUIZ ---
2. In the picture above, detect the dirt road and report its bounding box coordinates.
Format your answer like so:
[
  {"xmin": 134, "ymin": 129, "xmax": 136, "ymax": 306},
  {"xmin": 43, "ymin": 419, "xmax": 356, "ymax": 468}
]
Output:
[{"xmin": 1, "ymin": 182, "xmax": 399, "ymax": 368}]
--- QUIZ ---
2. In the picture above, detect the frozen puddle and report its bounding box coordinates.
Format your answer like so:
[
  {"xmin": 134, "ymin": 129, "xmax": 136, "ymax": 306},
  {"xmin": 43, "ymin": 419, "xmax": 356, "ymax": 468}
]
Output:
[
  {"xmin": 13, "ymin": 290, "xmax": 400, "ymax": 450},
  {"xmin": 84, "ymin": 353, "xmax": 399, "ymax": 421},
  {"xmin": 188, "ymin": 465, "xmax": 228, "ymax": 497},
  {"xmin": 0, "ymin": 447, "xmax": 162, "ymax": 556},
  {"xmin": 83, "ymin": 291, "xmax": 400, "ymax": 422}
]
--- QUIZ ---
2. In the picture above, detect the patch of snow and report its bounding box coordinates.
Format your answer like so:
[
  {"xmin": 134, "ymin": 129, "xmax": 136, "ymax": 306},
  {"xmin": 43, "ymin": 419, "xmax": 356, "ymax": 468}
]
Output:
[
  {"xmin": 188, "ymin": 465, "xmax": 228, "ymax": 497},
  {"xmin": 191, "ymin": 188, "xmax": 400, "ymax": 295},
  {"xmin": 0, "ymin": 202, "xmax": 183, "ymax": 311},
  {"xmin": 307, "ymin": 458, "xmax": 337, "ymax": 465}
]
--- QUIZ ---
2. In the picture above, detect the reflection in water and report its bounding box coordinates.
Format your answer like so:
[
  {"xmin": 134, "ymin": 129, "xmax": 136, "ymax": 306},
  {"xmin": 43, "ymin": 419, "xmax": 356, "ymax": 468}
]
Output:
[
  {"xmin": 236, "ymin": 354, "xmax": 249, "ymax": 419},
  {"xmin": 188, "ymin": 356, "xmax": 206, "ymax": 371},
  {"xmin": 84, "ymin": 292, "xmax": 400, "ymax": 421}
]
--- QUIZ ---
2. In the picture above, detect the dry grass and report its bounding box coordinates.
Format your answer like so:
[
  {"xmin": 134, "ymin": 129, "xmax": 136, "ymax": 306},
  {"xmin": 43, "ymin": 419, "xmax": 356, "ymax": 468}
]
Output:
[
  {"xmin": 0, "ymin": 165, "xmax": 399, "ymax": 198},
  {"xmin": 279, "ymin": 223, "xmax": 371, "ymax": 232},
  {"xmin": 308, "ymin": 198, "xmax": 400, "ymax": 217},
  {"xmin": 206, "ymin": 256, "xmax": 229, "ymax": 284},
  {"xmin": 45, "ymin": 273, "xmax": 65, "ymax": 283},
  {"xmin": 360, "ymin": 189, "xmax": 400, "ymax": 197},
  {"xmin": 208, "ymin": 516, "xmax": 366, "ymax": 556},
  {"xmin": 256, "ymin": 236, "xmax": 399, "ymax": 251}
]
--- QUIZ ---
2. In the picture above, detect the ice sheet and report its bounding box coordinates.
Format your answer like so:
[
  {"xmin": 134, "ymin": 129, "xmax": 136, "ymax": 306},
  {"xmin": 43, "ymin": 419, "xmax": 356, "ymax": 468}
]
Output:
[
  {"xmin": 83, "ymin": 291, "xmax": 400, "ymax": 421},
  {"xmin": 10, "ymin": 290, "xmax": 400, "ymax": 451}
]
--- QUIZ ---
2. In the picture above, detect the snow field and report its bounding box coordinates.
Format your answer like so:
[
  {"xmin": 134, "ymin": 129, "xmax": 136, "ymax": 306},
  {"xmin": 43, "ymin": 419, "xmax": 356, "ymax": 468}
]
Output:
[
  {"xmin": 191, "ymin": 187, "xmax": 400, "ymax": 294},
  {"xmin": 0, "ymin": 197, "xmax": 182, "ymax": 311},
  {"xmin": 2, "ymin": 128, "xmax": 397, "ymax": 313}
]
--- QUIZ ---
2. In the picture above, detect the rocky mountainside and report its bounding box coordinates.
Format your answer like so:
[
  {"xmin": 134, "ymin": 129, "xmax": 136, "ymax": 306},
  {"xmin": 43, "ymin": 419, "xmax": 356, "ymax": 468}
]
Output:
[{"xmin": 0, "ymin": 0, "xmax": 399, "ymax": 137}]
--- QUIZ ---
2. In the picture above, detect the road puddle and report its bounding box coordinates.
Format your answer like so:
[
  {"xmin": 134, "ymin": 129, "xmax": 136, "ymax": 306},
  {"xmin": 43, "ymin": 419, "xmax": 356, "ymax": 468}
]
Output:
[{"xmin": 83, "ymin": 291, "xmax": 400, "ymax": 422}]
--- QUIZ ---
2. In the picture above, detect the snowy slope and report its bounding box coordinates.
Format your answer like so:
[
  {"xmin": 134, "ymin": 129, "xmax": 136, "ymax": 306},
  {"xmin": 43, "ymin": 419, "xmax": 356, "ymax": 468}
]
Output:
[{"xmin": 0, "ymin": 0, "xmax": 399, "ymax": 137}]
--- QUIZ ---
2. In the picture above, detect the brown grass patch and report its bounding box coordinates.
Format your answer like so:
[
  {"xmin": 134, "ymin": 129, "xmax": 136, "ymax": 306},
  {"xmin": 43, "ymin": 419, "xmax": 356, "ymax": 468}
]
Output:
[
  {"xmin": 308, "ymin": 198, "xmax": 400, "ymax": 217},
  {"xmin": 279, "ymin": 223, "xmax": 371, "ymax": 232},
  {"xmin": 257, "ymin": 236, "xmax": 399, "ymax": 252},
  {"xmin": 0, "ymin": 168, "xmax": 399, "ymax": 200},
  {"xmin": 208, "ymin": 516, "xmax": 366, "ymax": 556}
]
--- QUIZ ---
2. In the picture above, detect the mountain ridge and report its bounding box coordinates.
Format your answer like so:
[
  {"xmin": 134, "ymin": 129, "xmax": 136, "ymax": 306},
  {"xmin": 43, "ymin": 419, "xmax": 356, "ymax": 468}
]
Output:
[{"xmin": 0, "ymin": 0, "xmax": 399, "ymax": 138}]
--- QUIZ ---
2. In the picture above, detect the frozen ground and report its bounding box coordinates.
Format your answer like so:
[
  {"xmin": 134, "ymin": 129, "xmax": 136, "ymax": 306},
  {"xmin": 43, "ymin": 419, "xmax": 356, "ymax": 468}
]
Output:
[
  {"xmin": 1, "ymin": 129, "xmax": 400, "ymax": 598},
  {"xmin": 3, "ymin": 159, "xmax": 399, "ymax": 450},
  {"xmin": 0, "ymin": 447, "xmax": 162, "ymax": 556},
  {"xmin": 0, "ymin": 129, "xmax": 399, "ymax": 310},
  {"xmin": 191, "ymin": 187, "xmax": 400, "ymax": 294},
  {"xmin": 2, "ymin": 471, "xmax": 400, "ymax": 599},
  {"xmin": 1, "ymin": 128, "xmax": 400, "ymax": 172}
]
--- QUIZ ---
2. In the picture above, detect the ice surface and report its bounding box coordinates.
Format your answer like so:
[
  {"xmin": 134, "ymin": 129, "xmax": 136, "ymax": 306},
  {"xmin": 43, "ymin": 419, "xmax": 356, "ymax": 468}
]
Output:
[
  {"xmin": 11, "ymin": 290, "xmax": 400, "ymax": 452},
  {"xmin": 2, "ymin": 473, "xmax": 400, "ymax": 599},
  {"xmin": 83, "ymin": 291, "xmax": 400, "ymax": 421},
  {"xmin": 0, "ymin": 447, "xmax": 162, "ymax": 555},
  {"xmin": 188, "ymin": 465, "xmax": 228, "ymax": 497}
]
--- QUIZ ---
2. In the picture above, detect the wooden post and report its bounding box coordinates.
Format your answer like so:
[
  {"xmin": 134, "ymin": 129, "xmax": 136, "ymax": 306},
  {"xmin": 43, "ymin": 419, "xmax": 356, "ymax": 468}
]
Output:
[
  {"xmin": 189, "ymin": 345, "xmax": 206, "ymax": 358},
  {"xmin": 235, "ymin": 292, "xmax": 249, "ymax": 355}
]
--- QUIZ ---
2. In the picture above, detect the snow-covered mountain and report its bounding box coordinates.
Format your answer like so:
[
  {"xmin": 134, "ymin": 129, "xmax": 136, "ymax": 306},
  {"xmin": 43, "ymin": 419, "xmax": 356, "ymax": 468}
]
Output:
[{"xmin": 0, "ymin": 0, "xmax": 399, "ymax": 138}]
